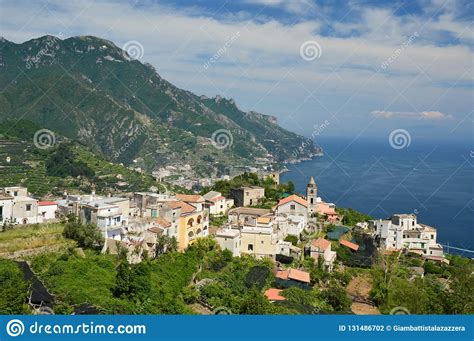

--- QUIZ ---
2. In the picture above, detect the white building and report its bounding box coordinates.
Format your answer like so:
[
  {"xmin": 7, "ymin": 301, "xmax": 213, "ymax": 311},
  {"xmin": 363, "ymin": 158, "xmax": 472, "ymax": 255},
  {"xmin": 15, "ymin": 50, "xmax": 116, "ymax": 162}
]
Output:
[
  {"xmin": 273, "ymin": 194, "xmax": 308, "ymax": 217},
  {"xmin": 309, "ymin": 237, "xmax": 337, "ymax": 272},
  {"xmin": 372, "ymin": 214, "xmax": 445, "ymax": 261},
  {"xmin": 203, "ymin": 191, "xmax": 231, "ymax": 215},
  {"xmin": 38, "ymin": 201, "xmax": 58, "ymax": 221},
  {"xmin": 215, "ymin": 228, "xmax": 241, "ymax": 257},
  {"xmin": 0, "ymin": 187, "xmax": 39, "ymax": 225},
  {"xmin": 0, "ymin": 194, "xmax": 14, "ymax": 225}
]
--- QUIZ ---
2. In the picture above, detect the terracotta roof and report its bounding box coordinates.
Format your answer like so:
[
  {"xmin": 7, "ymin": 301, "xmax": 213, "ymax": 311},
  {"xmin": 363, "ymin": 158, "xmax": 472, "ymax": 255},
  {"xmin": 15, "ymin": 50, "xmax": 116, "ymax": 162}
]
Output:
[
  {"xmin": 276, "ymin": 270, "xmax": 289, "ymax": 280},
  {"xmin": 39, "ymin": 201, "xmax": 58, "ymax": 206},
  {"xmin": 208, "ymin": 195, "xmax": 225, "ymax": 203},
  {"xmin": 288, "ymin": 268, "xmax": 310, "ymax": 283},
  {"xmin": 175, "ymin": 194, "xmax": 204, "ymax": 203},
  {"xmin": 155, "ymin": 217, "xmax": 172, "ymax": 228},
  {"xmin": 274, "ymin": 194, "xmax": 308, "ymax": 209},
  {"xmin": 264, "ymin": 288, "xmax": 285, "ymax": 301},
  {"xmin": 312, "ymin": 237, "xmax": 331, "ymax": 250},
  {"xmin": 339, "ymin": 239, "xmax": 359, "ymax": 251},
  {"xmin": 148, "ymin": 227, "xmax": 164, "ymax": 235},
  {"xmin": 276, "ymin": 268, "xmax": 310, "ymax": 283},
  {"xmin": 319, "ymin": 206, "xmax": 337, "ymax": 215},
  {"xmin": 166, "ymin": 201, "xmax": 196, "ymax": 214},
  {"xmin": 257, "ymin": 216, "xmax": 271, "ymax": 224}
]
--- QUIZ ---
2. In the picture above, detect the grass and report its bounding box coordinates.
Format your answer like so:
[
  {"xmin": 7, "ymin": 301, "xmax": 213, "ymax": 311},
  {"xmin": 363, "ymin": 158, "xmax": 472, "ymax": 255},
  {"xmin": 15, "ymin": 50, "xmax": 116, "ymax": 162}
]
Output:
[{"xmin": 0, "ymin": 223, "xmax": 71, "ymax": 253}]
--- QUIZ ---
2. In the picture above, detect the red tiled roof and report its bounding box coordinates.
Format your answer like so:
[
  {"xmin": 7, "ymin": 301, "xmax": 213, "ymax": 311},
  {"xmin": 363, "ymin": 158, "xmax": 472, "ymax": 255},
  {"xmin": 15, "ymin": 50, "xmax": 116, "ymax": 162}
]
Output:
[
  {"xmin": 166, "ymin": 201, "xmax": 196, "ymax": 214},
  {"xmin": 176, "ymin": 194, "xmax": 204, "ymax": 203},
  {"xmin": 339, "ymin": 239, "xmax": 359, "ymax": 251},
  {"xmin": 288, "ymin": 268, "xmax": 310, "ymax": 283},
  {"xmin": 276, "ymin": 270, "xmax": 289, "ymax": 280},
  {"xmin": 276, "ymin": 268, "xmax": 310, "ymax": 284},
  {"xmin": 274, "ymin": 194, "xmax": 308, "ymax": 209},
  {"xmin": 39, "ymin": 201, "xmax": 58, "ymax": 206},
  {"xmin": 155, "ymin": 217, "xmax": 172, "ymax": 228},
  {"xmin": 208, "ymin": 195, "xmax": 225, "ymax": 202},
  {"xmin": 264, "ymin": 288, "xmax": 285, "ymax": 301},
  {"xmin": 148, "ymin": 227, "xmax": 164, "ymax": 235},
  {"xmin": 312, "ymin": 237, "xmax": 331, "ymax": 250}
]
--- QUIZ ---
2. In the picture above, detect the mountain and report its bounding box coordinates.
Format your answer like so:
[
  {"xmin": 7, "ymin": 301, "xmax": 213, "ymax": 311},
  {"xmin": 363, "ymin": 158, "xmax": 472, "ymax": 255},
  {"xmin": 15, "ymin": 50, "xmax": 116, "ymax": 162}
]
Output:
[{"xmin": 0, "ymin": 35, "xmax": 320, "ymax": 178}]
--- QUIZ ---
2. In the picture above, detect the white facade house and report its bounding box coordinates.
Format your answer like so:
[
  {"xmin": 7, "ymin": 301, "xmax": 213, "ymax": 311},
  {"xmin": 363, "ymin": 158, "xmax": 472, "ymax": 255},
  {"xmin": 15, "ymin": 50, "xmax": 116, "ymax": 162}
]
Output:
[
  {"xmin": 0, "ymin": 187, "xmax": 39, "ymax": 225},
  {"xmin": 273, "ymin": 194, "xmax": 308, "ymax": 217},
  {"xmin": 309, "ymin": 237, "xmax": 337, "ymax": 272},
  {"xmin": 215, "ymin": 228, "xmax": 241, "ymax": 257},
  {"xmin": 372, "ymin": 214, "xmax": 445, "ymax": 261},
  {"xmin": 0, "ymin": 194, "xmax": 14, "ymax": 225},
  {"xmin": 38, "ymin": 201, "xmax": 58, "ymax": 221},
  {"xmin": 203, "ymin": 191, "xmax": 228, "ymax": 215}
]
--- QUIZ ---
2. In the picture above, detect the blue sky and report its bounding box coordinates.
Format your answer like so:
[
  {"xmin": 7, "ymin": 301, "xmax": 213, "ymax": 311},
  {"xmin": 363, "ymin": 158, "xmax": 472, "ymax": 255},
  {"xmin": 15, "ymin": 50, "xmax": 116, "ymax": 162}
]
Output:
[{"xmin": 1, "ymin": 0, "xmax": 473, "ymax": 142}]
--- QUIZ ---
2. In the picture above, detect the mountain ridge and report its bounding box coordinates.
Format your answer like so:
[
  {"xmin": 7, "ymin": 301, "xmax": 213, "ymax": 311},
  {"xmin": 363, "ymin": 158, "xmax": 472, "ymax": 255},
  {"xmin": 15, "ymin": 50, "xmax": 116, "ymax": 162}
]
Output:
[{"xmin": 0, "ymin": 35, "xmax": 320, "ymax": 178}]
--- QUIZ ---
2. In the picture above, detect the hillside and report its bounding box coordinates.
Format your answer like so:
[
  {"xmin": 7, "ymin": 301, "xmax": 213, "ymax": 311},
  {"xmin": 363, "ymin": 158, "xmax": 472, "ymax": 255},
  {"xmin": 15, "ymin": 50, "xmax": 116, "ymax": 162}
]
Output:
[
  {"xmin": 0, "ymin": 35, "xmax": 320, "ymax": 177},
  {"xmin": 0, "ymin": 121, "xmax": 170, "ymax": 198}
]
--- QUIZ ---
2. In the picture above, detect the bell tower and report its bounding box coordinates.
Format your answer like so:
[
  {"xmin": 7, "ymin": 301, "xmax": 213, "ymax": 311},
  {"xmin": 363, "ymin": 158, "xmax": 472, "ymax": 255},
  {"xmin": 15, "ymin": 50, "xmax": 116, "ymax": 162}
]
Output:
[{"xmin": 307, "ymin": 176, "xmax": 317, "ymax": 215}]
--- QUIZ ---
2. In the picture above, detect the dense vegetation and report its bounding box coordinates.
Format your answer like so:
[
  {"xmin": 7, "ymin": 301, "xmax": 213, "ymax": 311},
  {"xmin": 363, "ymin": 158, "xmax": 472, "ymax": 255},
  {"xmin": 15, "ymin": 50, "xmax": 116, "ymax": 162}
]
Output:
[
  {"xmin": 0, "ymin": 259, "xmax": 29, "ymax": 314},
  {"xmin": 63, "ymin": 216, "xmax": 104, "ymax": 250},
  {"xmin": 370, "ymin": 253, "xmax": 473, "ymax": 314},
  {"xmin": 335, "ymin": 208, "xmax": 373, "ymax": 226},
  {"xmin": 46, "ymin": 144, "xmax": 94, "ymax": 178},
  {"xmin": 0, "ymin": 123, "xmax": 169, "ymax": 197}
]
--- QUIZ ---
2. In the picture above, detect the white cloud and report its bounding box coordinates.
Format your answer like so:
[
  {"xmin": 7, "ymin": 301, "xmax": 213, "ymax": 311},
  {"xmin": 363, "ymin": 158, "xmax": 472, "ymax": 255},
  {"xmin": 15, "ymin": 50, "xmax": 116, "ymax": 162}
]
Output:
[
  {"xmin": 371, "ymin": 110, "xmax": 454, "ymax": 120},
  {"xmin": 242, "ymin": 0, "xmax": 317, "ymax": 15}
]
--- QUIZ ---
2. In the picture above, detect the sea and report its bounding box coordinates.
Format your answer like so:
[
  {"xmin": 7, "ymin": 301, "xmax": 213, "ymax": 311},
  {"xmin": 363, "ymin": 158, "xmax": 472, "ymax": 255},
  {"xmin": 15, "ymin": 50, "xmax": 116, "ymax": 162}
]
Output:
[{"xmin": 281, "ymin": 136, "xmax": 474, "ymax": 256}]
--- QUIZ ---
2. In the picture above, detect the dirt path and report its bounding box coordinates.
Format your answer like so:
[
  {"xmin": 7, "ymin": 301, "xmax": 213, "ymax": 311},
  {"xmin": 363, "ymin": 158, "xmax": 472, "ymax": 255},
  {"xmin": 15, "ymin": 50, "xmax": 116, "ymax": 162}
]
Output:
[{"xmin": 346, "ymin": 276, "xmax": 380, "ymax": 315}]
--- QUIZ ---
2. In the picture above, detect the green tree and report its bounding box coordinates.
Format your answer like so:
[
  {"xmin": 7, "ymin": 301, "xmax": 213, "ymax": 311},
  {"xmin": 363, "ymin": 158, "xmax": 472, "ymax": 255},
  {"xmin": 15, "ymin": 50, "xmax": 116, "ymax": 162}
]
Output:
[
  {"xmin": 63, "ymin": 216, "xmax": 104, "ymax": 250},
  {"xmin": 240, "ymin": 289, "xmax": 274, "ymax": 314},
  {"xmin": 0, "ymin": 260, "xmax": 29, "ymax": 314}
]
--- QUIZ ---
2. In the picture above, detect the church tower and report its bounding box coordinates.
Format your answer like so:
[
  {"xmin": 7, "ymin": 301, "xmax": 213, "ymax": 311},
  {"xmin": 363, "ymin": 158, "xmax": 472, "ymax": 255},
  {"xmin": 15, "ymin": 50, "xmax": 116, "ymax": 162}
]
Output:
[{"xmin": 306, "ymin": 176, "xmax": 317, "ymax": 215}]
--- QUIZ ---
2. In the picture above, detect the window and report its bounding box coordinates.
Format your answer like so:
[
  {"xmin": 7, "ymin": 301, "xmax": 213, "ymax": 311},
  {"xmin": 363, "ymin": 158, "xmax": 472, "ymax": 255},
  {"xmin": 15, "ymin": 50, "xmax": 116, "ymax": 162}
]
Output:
[
  {"xmin": 412, "ymin": 221, "xmax": 415, "ymax": 226},
  {"xmin": 310, "ymin": 198, "xmax": 314, "ymax": 204},
  {"xmin": 431, "ymin": 234, "xmax": 434, "ymax": 239},
  {"xmin": 14, "ymin": 191, "xmax": 18, "ymax": 196},
  {"xmin": 248, "ymin": 244, "xmax": 253, "ymax": 251},
  {"xmin": 290, "ymin": 204, "xmax": 295, "ymax": 210},
  {"xmin": 26, "ymin": 204, "xmax": 31, "ymax": 212},
  {"xmin": 261, "ymin": 240, "xmax": 264, "ymax": 244}
]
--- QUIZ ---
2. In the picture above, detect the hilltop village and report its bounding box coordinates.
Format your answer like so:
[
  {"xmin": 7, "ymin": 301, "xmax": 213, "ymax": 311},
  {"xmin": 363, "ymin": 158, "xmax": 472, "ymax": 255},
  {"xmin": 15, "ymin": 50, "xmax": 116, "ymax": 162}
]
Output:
[
  {"xmin": 1, "ymin": 173, "xmax": 470, "ymax": 316},
  {"xmin": 0, "ymin": 175, "xmax": 447, "ymax": 264}
]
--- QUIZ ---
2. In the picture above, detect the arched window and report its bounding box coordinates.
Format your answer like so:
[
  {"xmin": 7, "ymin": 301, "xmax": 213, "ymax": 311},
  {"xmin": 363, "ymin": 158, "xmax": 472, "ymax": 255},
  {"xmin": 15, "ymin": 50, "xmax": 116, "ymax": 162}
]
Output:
[
  {"xmin": 197, "ymin": 215, "xmax": 202, "ymax": 224},
  {"xmin": 187, "ymin": 218, "xmax": 194, "ymax": 227}
]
